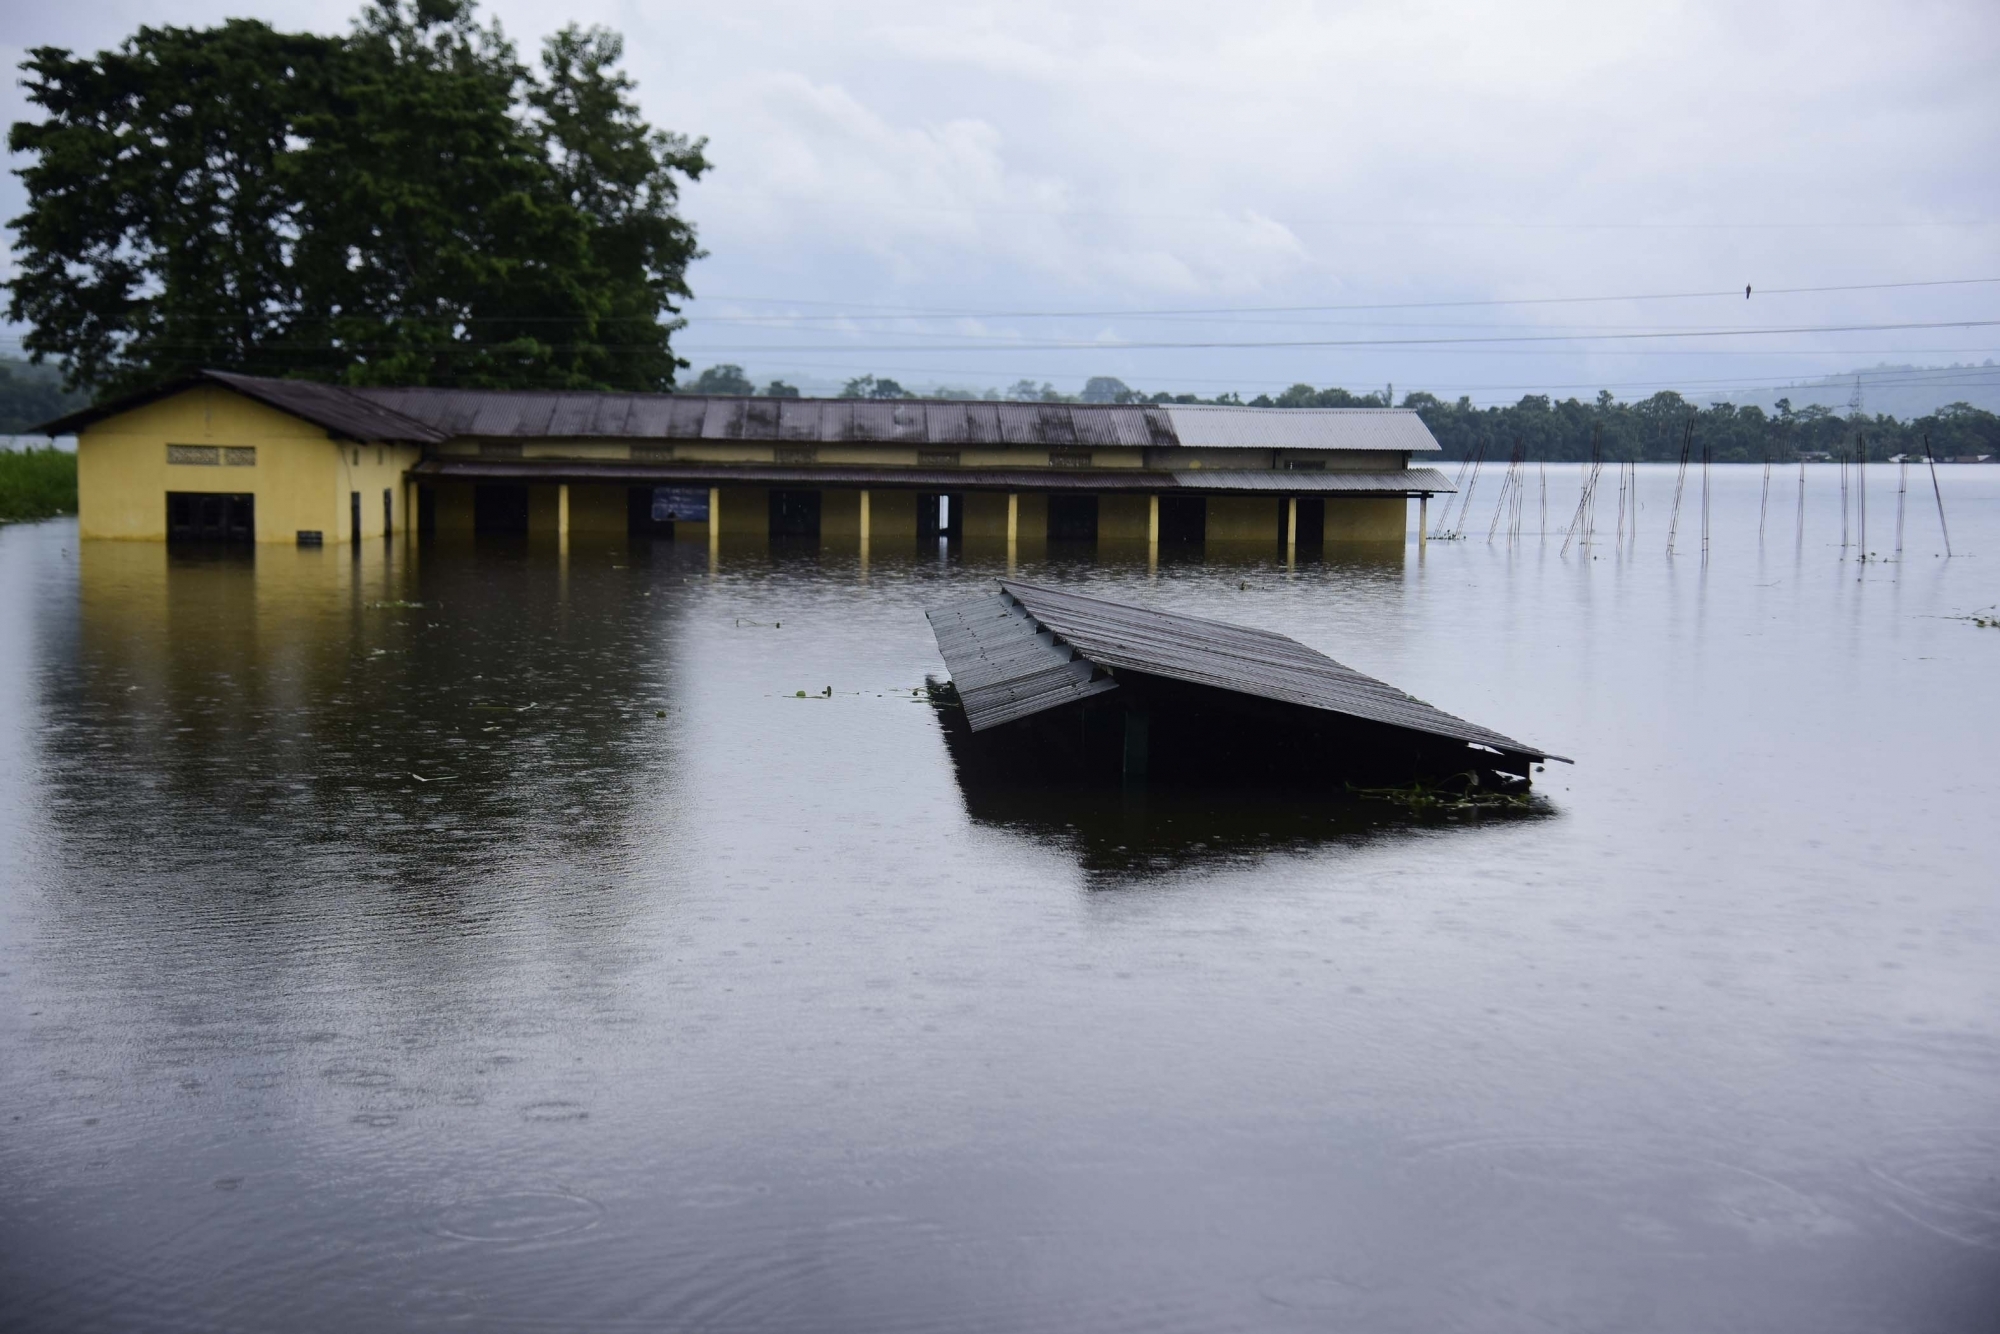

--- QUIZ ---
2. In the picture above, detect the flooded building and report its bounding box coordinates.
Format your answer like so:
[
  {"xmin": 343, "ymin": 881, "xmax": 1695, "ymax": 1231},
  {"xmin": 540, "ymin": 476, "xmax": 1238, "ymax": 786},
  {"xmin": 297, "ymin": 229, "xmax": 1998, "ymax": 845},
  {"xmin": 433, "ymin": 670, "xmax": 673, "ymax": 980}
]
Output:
[{"xmin": 44, "ymin": 370, "xmax": 1453, "ymax": 551}]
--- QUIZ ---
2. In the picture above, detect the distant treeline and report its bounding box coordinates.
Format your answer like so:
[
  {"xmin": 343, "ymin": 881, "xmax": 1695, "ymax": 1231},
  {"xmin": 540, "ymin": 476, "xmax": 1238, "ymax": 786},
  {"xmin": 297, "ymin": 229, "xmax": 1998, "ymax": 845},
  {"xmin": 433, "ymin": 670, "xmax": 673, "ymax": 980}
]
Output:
[
  {"xmin": 0, "ymin": 358, "xmax": 89, "ymax": 434},
  {"xmin": 0, "ymin": 447, "xmax": 76, "ymax": 522},
  {"xmin": 1387, "ymin": 391, "xmax": 1999, "ymax": 464},
  {"xmin": 695, "ymin": 364, "xmax": 1999, "ymax": 464}
]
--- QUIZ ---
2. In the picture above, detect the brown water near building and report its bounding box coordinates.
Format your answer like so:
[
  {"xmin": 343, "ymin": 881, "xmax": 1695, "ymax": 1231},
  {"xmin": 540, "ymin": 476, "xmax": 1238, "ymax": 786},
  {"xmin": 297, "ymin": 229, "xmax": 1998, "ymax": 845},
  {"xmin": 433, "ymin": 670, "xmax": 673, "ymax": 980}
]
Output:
[{"xmin": 1, "ymin": 466, "xmax": 1997, "ymax": 1332}]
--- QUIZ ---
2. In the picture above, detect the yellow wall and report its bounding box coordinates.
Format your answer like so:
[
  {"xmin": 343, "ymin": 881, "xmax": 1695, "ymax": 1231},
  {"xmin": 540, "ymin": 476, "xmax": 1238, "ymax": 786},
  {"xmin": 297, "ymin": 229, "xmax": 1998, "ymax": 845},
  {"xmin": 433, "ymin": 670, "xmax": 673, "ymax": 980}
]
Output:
[
  {"xmin": 716, "ymin": 486, "xmax": 770, "ymax": 537},
  {"xmin": 867, "ymin": 489, "xmax": 917, "ymax": 540},
  {"xmin": 76, "ymin": 385, "xmax": 420, "ymax": 544},
  {"xmin": 821, "ymin": 489, "xmax": 864, "ymax": 540},
  {"xmin": 961, "ymin": 493, "xmax": 1011, "ymax": 540},
  {"xmin": 1324, "ymin": 497, "xmax": 1408, "ymax": 543},
  {"xmin": 1012, "ymin": 492, "xmax": 1049, "ymax": 540},
  {"xmin": 329, "ymin": 439, "xmax": 418, "ymax": 541},
  {"xmin": 567, "ymin": 483, "xmax": 628, "ymax": 537},
  {"xmin": 1206, "ymin": 496, "xmax": 1281, "ymax": 544},
  {"xmin": 1098, "ymin": 493, "xmax": 1153, "ymax": 543}
]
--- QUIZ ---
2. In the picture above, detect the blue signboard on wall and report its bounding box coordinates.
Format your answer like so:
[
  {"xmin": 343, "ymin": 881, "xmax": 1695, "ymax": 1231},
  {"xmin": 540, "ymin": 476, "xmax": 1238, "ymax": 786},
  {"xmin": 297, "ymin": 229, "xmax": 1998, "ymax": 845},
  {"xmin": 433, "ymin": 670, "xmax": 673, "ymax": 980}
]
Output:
[{"xmin": 651, "ymin": 487, "xmax": 709, "ymax": 523}]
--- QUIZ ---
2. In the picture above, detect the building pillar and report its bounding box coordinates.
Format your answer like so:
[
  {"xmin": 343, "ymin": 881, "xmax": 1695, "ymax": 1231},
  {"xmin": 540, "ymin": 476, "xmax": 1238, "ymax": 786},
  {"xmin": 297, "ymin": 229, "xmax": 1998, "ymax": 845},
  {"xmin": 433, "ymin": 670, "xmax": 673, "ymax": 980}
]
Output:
[
  {"xmin": 708, "ymin": 486, "xmax": 720, "ymax": 568},
  {"xmin": 1286, "ymin": 496, "xmax": 1298, "ymax": 565},
  {"xmin": 1148, "ymin": 494, "xmax": 1161, "ymax": 546},
  {"xmin": 1419, "ymin": 494, "xmax": 1428, "ymax": 557},
  {"xmin": 557, "ymin": 483, "xmax": 570, "ymax": 551}
]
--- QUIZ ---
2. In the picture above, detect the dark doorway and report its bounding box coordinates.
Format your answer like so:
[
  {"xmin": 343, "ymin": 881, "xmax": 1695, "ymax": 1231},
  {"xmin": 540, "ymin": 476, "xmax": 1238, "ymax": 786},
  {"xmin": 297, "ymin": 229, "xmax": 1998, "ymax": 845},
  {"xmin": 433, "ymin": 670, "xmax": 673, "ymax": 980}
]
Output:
[
  {"xmin": 1159, "ymin": 495, "xmax": 1206, "ymax": 544},
  {"xmin": 1291, "ymin": 496, "xmax": 1324, "ymax": 551},
  {"xmin": 382, "ymin": 488, "xmax": 393, "ymax": 538},
  {"xmin": 417, "ymin": 485, "xmax": 437, "ymax": 535},
  {"xmin": 474, "ymin": 484, "xmax": 530, "ymax": 534},
  {"xmin": 350, "ymin": 491, "xmax": 362, "ymax": 547},
  {"xmin": 166, "ymin": 492, "xmax": 255, "ymax": 544},
  {"xmin": 626, "ymin": 486, "xmax": 681, "ymax": 538},
  {"xmin": 918, "ymin": 493, "xmax": 964, "ymax": 542},
  {"xmin": 769, "ymin": 489, "xmax": 822, "ymax": 539},
  {"xmin": 1048, "ymin": 493, "xmax": 1099, "ymax": 542}
]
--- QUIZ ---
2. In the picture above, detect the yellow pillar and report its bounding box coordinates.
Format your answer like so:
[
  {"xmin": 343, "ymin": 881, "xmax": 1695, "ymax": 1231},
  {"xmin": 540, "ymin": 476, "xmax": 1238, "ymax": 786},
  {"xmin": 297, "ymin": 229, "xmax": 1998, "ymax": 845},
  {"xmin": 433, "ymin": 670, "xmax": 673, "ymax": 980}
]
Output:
[
  {"xmin": 860, "ymin": 489, "xmax": 872, "ymax": 550},
  {"xmin": 1148, "ymin": 494, "xmax": 1161, "ymax": 546},
  {"xmin": 557, "ymin": 483, "xmax": 570, "ymax": 551},
  {"xmin": 708, "ymin": 487, "xmax": 720, "ymax": 569},
  {"xmin": 1419, "ymin": 495, "xmax": 1428, "ymax": 557}
]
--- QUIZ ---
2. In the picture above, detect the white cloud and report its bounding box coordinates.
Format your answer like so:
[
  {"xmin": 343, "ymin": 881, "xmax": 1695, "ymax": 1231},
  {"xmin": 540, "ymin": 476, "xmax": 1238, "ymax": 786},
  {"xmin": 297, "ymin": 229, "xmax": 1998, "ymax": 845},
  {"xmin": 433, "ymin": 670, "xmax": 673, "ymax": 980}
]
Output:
[{"xmin": 5, "ymin": 0, "xmax": 1998, "ymax": 398}]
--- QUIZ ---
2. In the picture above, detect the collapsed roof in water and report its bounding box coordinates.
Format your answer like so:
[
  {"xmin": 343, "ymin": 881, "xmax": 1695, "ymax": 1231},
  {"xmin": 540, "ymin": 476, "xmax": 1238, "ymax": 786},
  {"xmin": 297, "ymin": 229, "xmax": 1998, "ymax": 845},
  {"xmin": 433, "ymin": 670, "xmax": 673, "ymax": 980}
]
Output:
[{"xmin": 924, "ymin": 581, "xmax": 1568, "ymax": 779}]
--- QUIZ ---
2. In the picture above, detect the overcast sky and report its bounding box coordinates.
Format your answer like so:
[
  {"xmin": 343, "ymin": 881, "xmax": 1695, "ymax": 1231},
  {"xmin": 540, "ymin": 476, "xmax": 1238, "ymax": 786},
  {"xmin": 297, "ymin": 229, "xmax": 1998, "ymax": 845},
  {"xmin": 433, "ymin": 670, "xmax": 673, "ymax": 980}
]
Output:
[{"xmin": 5, "ymin": 0, "xmax": 1999, "ymax": 403}]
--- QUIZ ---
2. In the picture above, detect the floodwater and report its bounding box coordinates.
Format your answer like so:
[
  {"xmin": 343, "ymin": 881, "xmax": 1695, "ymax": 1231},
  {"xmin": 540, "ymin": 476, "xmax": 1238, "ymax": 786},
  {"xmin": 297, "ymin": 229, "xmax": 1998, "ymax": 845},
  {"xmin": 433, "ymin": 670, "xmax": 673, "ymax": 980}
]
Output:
[{"xmin": 2, "ymin": 464, "xmax": 1996, "ymax": 1333}]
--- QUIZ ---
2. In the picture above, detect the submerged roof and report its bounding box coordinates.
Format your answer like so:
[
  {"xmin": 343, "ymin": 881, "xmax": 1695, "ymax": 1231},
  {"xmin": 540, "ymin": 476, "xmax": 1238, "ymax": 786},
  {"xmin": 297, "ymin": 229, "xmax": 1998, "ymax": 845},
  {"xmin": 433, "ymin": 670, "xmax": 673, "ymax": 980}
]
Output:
[
  {"xmin": 926, "ymin": 580, "xmax": 1567, "ymax": 763},
  {"xmin": 38, "ymin": 370, "xmax": 1441, "ymax": 453},
  {"xmin": 925, "ymin": 594, "xmax": 1122, "ymax": 730}
]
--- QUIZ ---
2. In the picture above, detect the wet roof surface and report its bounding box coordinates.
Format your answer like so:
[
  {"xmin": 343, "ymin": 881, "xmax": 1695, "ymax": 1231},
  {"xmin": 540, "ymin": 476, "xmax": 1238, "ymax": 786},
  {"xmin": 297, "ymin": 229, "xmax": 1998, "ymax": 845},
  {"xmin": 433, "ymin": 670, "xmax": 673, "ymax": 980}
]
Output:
[
  {"xmin": 924, "ymin": 595, "xmax": 1122, "ymax": 731},
  {"xmin": 927, "ymin": 580, "xmax": 1565, "ymax": 762},
  {"xmin": 412, "ymin": 459, "xmax": 1456, "ymax": 493},
  {"xmin": 42, "ymin": 372, "xmax": 1445, "ymax": 455}
]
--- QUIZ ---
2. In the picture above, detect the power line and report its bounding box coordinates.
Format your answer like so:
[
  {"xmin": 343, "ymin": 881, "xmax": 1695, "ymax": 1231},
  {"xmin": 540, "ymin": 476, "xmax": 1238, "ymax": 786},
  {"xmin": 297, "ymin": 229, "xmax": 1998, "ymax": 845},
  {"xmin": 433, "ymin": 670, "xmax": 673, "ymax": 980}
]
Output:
[
  {"xmin": 676, "ymin": 317, "xmax": 2000, "ymax": 355},
  {"xmin": 689, "ymin": 275, "xmax": 2000, "ymax": 322}
]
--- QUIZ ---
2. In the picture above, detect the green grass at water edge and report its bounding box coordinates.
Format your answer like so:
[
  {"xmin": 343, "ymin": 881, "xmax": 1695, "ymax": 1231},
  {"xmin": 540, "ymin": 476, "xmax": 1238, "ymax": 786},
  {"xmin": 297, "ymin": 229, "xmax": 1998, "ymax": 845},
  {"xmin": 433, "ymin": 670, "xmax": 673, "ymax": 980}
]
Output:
[{"xmin": 0, "ymin": 448, "xmax": 77, "ymax": 522}]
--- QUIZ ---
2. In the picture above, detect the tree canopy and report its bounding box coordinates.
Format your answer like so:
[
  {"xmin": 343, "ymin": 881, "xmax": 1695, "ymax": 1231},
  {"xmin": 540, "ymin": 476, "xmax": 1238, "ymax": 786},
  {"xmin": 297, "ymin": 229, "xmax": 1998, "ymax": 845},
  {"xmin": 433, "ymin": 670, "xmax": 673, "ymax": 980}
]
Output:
[{"xmin": 7, "ymin": 0, "xmax": 707, "ymax": 397}]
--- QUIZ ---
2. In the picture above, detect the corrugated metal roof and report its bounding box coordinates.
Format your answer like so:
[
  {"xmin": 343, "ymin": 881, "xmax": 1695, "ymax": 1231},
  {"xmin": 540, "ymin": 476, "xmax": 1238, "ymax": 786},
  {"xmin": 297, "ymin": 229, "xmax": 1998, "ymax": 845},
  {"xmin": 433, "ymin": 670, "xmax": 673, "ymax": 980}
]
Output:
[
  {"xmin": 352, "ymin": 388, "xmax": 1429, "ymax": 451},
  {"xmin": 203, "ymin": 373, "xmax": 448, "ymax": 442},
  {"xmin": 1171, "ymin": 467, "xmax": 1454, "ymax": 494},
  {"xmin": 410, "ymin": 458, "xmax": 1445, "ymax": 494},
  {"xmin": 1163, "ymin": 405, "xmax": 1440, "ymax": 453},
  {"xmin": 34, "ymin": 370, "xmax": 1445, "ymax": 458},
  {"xmin": 925, "ymin": 580, "xmax": 1567, "ymax": 763},
  {"xmin": 924, "ymin": 594, "xmax": 1121, "ymax": 731},
  {"xmin": 34, "ymin": 369, "xmax": 447, "ymax": 443}
]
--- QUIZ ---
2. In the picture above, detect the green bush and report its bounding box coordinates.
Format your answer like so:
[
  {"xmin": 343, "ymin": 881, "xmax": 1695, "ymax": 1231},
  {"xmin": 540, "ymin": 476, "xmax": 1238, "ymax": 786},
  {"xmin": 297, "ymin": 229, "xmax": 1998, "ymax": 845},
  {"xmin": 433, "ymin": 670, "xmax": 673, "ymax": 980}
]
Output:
[{"xmin": 0, "ymin": 447, "xmax": 78, "ymax": 522}]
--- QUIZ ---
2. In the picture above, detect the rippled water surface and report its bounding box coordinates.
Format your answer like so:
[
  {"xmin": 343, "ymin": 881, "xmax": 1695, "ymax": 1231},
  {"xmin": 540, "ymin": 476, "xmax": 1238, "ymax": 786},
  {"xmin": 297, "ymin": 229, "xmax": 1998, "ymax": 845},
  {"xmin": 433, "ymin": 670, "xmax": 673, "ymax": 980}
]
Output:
[{"xmin": 3, "ymin": 466, "xmax": 1997, "ymax": 1332}]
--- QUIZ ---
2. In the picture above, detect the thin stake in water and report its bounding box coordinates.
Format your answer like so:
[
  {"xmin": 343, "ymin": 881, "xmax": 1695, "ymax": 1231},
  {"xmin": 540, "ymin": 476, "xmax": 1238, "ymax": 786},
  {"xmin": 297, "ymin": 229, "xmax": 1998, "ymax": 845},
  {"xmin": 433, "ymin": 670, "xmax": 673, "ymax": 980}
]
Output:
[
  {"xmin": 1562, "ymin": 424, "xmax": 1605, "ymax": 557},
  {"xmin": 1923, "ymin": 431, "xmax": 1953, "ymax": 556},
  {"xmin": 1759, "ymin": 448, "xmax": 1772, "ymax": 544},
  {"xmin": 1701, "ymin": 427, "xmax": 1711, "ymax": 563},
  {"xmin": 1795, "ymin": 456, "xmax": 1806, "ymax": 555},
  {"xmin": 1895, "ymin": 457, "xmax": 1907, "ymax": 558},
  {"xmin": 1856, "ymin": 432, "xmax": 1867, "ymax": 567},
  {"xmin": 1666, "ymin": 417, "xmax": 1694, "ymax": 556}
]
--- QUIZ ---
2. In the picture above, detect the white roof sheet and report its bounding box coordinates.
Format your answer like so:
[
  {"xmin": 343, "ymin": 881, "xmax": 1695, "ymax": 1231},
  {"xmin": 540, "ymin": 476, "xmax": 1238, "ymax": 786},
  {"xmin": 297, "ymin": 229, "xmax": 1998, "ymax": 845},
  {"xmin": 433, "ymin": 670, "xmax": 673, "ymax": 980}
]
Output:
[{"xmin": 1162, "ymin": 406, "xmax": 1440, "ymax": 452}]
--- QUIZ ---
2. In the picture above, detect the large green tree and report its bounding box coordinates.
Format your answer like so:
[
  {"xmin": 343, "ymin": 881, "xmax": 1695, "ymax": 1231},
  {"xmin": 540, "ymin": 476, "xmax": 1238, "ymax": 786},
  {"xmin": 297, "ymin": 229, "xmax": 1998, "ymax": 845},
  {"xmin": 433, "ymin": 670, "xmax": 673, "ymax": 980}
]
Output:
[{"xmin": 7, "ymin": 0, "xmax": 707, "ymax": 397}]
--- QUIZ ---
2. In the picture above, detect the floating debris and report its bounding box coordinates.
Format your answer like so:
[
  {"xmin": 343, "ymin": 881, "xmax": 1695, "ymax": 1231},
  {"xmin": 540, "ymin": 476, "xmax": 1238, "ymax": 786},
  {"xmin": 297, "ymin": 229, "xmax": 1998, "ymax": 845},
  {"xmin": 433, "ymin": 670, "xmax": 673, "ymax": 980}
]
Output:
[{"xmin": 1349, "ymin": 774, "xmax": 1534, "ymax": 811}]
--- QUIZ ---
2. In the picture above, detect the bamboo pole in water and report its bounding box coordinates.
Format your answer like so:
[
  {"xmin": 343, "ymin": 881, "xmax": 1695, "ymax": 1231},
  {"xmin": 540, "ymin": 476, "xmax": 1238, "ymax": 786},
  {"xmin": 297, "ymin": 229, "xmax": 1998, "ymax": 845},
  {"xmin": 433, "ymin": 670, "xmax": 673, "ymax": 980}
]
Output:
[
  {"xmin": 1839, "ymin": 448, "xmax": 1850, "ymax": 553},
  {"xmin": 1857, "ymin": 433, "xmax": 1867, "ymax": 564},
  {"xmin": 1563, "ymin": 424, "xmax": 1605, "ymax": 557},
  {"xmin": 1666, "ymin": 417, "xmax": 1693, "ymax": 556},
  {"xmin": 1538, "ymin": 458, "xmax": 1547, "ymax": 540},
  {"xmin": 1795, "ymin": 457, "xmax": 1806, "ymax": 554},
  {"xmin": 1895, "ymin": 458, "xmax": 1907, "ymax": 558},
  {"xmin": 1759, "ymin": 451, "xmax": 1772, "ymax": 544},
  {"xmin": 1447, "ymin": 437, "xmax": 1490, "ymax": 537},
  {"xmin": 1701, "ymin": 428, "xmax": 1711, "ymax": 563},
  {"xmin": 1923, "ymin": 432, "xmax": 1953, "ymax": 556}
]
